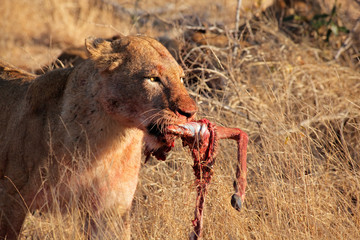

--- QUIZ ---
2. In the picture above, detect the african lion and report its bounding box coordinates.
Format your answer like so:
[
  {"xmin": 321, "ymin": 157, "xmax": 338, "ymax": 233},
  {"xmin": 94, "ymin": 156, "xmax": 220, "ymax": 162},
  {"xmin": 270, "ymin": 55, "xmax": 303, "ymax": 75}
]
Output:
[{"xmin": 0, "ymin": 35, "xmax": 197, "ymax": 239}]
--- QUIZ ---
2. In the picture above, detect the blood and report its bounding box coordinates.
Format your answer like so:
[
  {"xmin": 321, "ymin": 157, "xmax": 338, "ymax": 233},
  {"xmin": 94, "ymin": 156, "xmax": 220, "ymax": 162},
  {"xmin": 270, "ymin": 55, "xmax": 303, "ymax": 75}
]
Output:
[{"xmin": 146, "ymin": 118, "xmax": 248, "ymax": 240}]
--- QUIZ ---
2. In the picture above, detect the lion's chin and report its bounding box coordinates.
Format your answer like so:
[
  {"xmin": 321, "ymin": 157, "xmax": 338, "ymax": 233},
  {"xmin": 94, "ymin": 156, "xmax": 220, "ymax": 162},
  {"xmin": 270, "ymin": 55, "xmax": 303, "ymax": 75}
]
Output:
[{"xmin": 144, "ymin": 133, "xmax": 175, "ymax": 161}]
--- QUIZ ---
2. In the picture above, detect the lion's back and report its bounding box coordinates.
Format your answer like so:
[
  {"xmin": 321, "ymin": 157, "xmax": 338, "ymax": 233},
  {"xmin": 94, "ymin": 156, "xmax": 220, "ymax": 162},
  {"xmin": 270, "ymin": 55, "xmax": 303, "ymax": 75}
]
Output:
[
  {"xmin": 0, "ymin": 65, "xmax": 35, "ymax": 188},
  {"xmin": 0, "ymin": 59, "xmax": 73, "ymax": 143},
  {"xmin": 0, "ymin": 63, "xmax": 34, "ymax": 139}
]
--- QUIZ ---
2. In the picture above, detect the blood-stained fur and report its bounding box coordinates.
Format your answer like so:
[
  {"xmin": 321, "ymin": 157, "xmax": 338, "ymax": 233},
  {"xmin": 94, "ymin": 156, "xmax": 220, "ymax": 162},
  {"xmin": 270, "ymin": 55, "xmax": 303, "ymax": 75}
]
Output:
[{"xmin": 0, "ymin": 35, "xmax": 196, "ymax": 239}]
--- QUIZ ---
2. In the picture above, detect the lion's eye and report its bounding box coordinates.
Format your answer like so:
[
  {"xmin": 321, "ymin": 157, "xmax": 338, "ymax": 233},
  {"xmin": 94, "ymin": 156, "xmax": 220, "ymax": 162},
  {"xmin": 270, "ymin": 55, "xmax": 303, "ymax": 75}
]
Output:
[
  {"xmin": 146, "ymin": 77, "xmax": 161, "ymax": 83},
  {"xmin": 180, "ymin": 77, "xmax": 184, "ymax": 83}
]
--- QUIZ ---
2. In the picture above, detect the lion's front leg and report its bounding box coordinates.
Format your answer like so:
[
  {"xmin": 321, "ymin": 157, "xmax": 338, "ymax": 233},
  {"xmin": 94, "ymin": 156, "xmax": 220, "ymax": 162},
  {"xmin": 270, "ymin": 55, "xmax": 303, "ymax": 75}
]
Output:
[{"xmin": 119, "ymin": 211, "xmax": 131, "ymax": 240}]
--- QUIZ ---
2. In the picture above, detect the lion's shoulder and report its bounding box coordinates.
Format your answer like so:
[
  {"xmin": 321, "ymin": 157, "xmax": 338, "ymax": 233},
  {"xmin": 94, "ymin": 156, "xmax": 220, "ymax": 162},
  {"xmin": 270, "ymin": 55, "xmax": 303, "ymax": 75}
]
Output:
[{"xmin": 26, "ymin": 67, "xmax": 74, "ymax": 113}]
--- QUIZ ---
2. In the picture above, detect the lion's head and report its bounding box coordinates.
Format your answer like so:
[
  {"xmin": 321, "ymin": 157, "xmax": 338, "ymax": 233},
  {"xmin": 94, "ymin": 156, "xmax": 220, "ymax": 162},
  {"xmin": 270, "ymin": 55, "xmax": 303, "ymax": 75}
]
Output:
[{"xmin": 85, "ymin": 35, "xmax": 197, "ymax": 158}]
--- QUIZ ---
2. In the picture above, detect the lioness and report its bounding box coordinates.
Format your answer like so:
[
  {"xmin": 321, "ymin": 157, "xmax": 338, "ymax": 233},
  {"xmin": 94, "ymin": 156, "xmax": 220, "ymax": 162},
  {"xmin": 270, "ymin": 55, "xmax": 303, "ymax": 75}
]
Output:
[{"xmin": 0, "ymin": 35, "xmax": 197, "ymax": 239}]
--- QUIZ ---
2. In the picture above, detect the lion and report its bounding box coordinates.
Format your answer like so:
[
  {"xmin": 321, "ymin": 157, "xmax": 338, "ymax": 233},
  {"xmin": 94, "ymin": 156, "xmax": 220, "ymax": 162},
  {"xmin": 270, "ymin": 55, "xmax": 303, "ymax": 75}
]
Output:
[{"xmin": 0, "ymin": 35, "xmax": 197, "ymax": 239}]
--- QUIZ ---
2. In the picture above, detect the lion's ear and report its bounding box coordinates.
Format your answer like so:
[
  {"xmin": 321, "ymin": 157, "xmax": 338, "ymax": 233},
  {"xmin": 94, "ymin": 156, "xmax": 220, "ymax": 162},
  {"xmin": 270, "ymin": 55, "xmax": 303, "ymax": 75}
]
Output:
[
  {"xmin": 85, "ymin": 37, "xmax": 113, "ymax": 57},
  {"xmin": 85, "ymin": 37, "xmax": 122, "ymax": 73}
]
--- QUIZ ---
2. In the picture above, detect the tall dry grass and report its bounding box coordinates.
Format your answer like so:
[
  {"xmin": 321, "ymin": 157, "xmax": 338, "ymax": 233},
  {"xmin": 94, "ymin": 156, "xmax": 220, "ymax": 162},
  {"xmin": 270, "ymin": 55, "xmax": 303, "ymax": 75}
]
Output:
[{"xmin": 1, "ymin": 0, "xmax": 360, "ymax": 239}]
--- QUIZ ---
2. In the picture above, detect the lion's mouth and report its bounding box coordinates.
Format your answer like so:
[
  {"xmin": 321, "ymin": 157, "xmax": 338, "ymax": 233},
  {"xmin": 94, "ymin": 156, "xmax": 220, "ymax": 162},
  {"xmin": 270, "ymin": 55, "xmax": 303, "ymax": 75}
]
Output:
[
  {"xmin": 146, "ymin": 123, "xmax": 175, "ymax": 144},
  {"xmin": 146, "ymin": 123, "xmax": 163, "ymax": 138},
  {"xmin": 144, "ymin": 122, "xmax": 177, "ymax": 161}
]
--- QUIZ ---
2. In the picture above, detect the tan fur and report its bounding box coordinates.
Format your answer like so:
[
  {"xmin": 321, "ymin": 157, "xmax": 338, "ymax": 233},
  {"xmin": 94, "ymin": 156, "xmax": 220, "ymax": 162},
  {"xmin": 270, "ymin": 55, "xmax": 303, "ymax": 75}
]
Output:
[{"xmin": 0, "ymin": 35, "xmax": 197, "ymax": 239}]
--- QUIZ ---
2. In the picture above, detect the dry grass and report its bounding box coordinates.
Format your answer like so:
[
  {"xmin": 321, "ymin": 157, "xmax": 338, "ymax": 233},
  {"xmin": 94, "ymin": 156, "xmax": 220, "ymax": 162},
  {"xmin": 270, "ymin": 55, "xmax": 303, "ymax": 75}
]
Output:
[{"xmin": 1, "ymin": 0, "xmax": 360, "ymax": 239}]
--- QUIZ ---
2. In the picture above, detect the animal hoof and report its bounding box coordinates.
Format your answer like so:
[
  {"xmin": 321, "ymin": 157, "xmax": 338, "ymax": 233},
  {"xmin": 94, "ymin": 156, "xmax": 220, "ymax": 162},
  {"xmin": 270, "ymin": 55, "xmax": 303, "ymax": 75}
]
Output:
[{"xmin": 231, "ymin": 194, "xmax": 242, "ymax": 211}]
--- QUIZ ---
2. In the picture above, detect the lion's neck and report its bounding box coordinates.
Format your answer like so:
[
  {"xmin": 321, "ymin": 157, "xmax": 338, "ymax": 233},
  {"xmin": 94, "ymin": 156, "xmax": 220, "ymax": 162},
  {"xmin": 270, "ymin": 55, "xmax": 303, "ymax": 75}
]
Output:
[
  {"xmin": 58, "ymin": 65, "xmax": 144, "ymax": 163},
  {"xmin": 57, "ymin": 89, "xmax": 144, "ymax": 212},
  {"xmin": 47, "ymin": 67, "xmax": 145, "ymax": 211}
]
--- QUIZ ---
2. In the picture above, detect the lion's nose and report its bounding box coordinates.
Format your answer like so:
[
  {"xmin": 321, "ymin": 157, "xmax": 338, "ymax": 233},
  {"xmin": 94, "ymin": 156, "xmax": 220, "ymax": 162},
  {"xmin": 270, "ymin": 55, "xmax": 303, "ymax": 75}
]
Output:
[
  {"xmin": 176, "ymin": 103, "xmax": 197, "ymax": 119},
  {"xmin": 171, "ymin": 93, "xmax": 197, "ymax": 120},
  {"xmin": 177, "ymin": 108, "xmax": 196, "ymax": 119}
]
